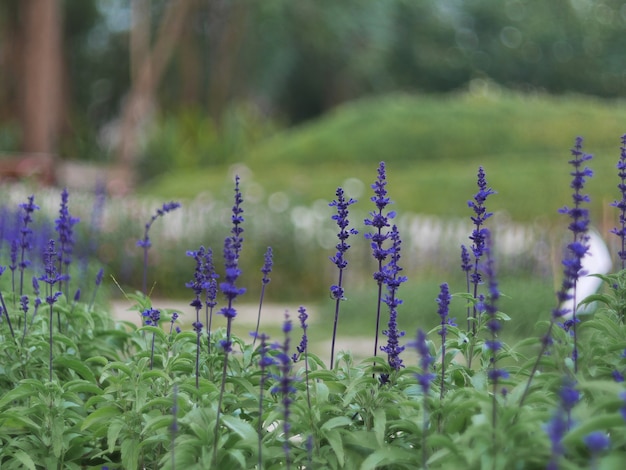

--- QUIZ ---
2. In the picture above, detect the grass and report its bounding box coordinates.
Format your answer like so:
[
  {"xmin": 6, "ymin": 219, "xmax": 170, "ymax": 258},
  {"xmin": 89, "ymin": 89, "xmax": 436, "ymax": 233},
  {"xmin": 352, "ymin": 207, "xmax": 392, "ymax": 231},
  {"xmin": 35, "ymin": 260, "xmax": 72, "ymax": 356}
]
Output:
[{"xmin": 141, "ymin": 90, "xmax": 626, "ymax": 223}]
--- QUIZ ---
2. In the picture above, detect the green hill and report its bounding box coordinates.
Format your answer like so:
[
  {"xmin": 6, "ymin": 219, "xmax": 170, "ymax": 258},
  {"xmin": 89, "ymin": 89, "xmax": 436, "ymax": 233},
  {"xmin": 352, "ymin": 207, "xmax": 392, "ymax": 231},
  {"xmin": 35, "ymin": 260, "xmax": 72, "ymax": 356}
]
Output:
[{"xmin": 142, "ymin": 90, "xmax": 626, "ymax": 222}]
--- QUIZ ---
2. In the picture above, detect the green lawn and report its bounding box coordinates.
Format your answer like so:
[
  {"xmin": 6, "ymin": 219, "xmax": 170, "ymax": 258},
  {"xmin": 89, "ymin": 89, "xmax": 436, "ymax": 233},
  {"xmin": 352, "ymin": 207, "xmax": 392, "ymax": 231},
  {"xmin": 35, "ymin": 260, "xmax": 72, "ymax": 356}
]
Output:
[{"xmin": 141, "ymin": 90, "xmax": 626, "ymax": 223}]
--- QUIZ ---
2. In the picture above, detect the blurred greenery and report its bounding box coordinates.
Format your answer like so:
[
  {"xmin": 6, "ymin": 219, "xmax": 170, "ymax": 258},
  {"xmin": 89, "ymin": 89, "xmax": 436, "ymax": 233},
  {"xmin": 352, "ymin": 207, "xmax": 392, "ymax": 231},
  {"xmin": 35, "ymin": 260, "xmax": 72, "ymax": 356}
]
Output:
[
  {"xmin": 141, "ymin": 90, "xmax": 626, "ymax": 223},
  {"xmin": 3, "ymin": 0, "xmax": 626, "ymax": 160}
]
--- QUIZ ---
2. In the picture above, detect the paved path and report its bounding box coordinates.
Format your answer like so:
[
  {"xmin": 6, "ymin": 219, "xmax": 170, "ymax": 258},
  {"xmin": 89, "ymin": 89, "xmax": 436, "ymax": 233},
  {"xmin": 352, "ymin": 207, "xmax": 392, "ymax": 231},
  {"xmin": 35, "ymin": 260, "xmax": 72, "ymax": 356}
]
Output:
[{"xmin": 109, "ymin": 299, "xmax": 378, "ymax": 364}]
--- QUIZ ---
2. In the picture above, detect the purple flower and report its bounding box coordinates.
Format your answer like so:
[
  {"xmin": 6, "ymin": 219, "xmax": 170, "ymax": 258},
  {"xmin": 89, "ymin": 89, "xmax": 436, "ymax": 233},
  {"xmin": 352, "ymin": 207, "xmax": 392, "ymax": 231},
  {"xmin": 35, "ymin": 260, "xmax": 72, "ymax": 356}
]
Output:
[
  {"xmin": 365, "ymin": 162, "xmax": 396, "ymax": 357},
  {"xmin": 329, "ymin": 186, "xmax": 358, "ymax": 367},
  {"xmin": 380, "ymin": 225, "xmax": 407, "ymax": 376},
  {"xmin": 137, "ymin": 201, "xmax": 181, "ymax": 294},
  {"xmin": 218, "ymin": 176, "xmax": 246, "ymax": 353},
  {"xmin": 611, "ymin": 134, "xmax": 626, "ymax": 269},
  {"xmin": 545, "ymin": 379, "xmax": 580, "ymax": 469},
  {"xmin": 271, "ymin": 314, "xmax": 297, "ymax": 468},
  {"xmin": 466, "ymin": 167, "xmax": 495, "ymax": 334},
  {"xmin": 142, "ymin": 308, "xmax": 161, "ymax": 326},
  {"xmin": 584, "ymin": 432, "xmax": 610, "ymax": 454},
  {"xmin": 17, "ymin": 195, "xmax": 40, "ymax": 296},
  {"xmin": 55, "ymin": 189, "xmax": 80, "ymax": 294},
  {"xmin": 612, "ymin": 369, "xmax": 624, "ymax": 382},
  {"xmin": 329, "ymin": 187, "xmax": 358, "ymax": 273},
  {"xmin": 293, "ymin": 306, "xmax": 309, "ymax": 362},
  {"xmin": 364, "ymin": 162, "xmax": 396, "ymax": 282},
  {"xmin": 557, "ymin": 137, "xmax": 593, "ymax": 373},
  {"xmin": 413, "ymin": 329, "xmax": 435, "ymax": 395},
  {"xmin": 261, "ymin": 246, "xmax": 273, "ymax": 285},
  {"xmin": 39, "ymin": 240, "xmax": 67, "ymax": 288},
  {"xmin": 253, "ymin": 247, "xmax": 274, "ymax": 344},
  {"xmin": 437, "ymin": 283, "xmax": 451, "ymax": 339}
]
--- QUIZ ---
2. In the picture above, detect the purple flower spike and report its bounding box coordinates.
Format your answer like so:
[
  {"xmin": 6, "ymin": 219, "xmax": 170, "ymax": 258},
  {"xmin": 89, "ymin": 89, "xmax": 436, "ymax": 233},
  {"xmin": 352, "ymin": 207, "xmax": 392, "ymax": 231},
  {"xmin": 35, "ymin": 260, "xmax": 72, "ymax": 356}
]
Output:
[
  {"xmin": 436, "ymin": 282, "xmax": 451, "ymax": 399},
  {"xmin": 467, "ymin": 167, "xmax": 496, "ymax": 335},
  {"xmin": 329, "ymin": 187, "xmax": 358, "ymax": 368},
  {"xmin": 261, "ymin": 246, "xmax": 273, "ymax": 285},
  {"xmin": 379, "ymin": 225, "xmax": 407, "ymax": 380},
  {"xmin": 55, "ymin": 188, "xmax": 80, "ymax": 297},
  {"xmin": 137, "ymin": 201, "xmax": 181, "ymax": 294},
  {"xmin": 18, "ymin": 195, "xmax": 40, "ymax": 296},
  {"xmin": 253, "ymin": 247, "xmax": 274, "ymax": 345},
  {"xmin": 414, "ymin": 329, "xmax": 435, "ymax": 395},
  {"xmin": 611, "ymin": 134, "xmax": 626, "ymax": 269},
  {"xmin": 557, "ymin": 137, "xmax": 593, "ymax": 373},
  {"xmin": 365, "ymin": 162, "xmax": 396, "ymax": 357},
  {"xmin": 294, "ymin": 306, "xmax": 308, "ymax": 359},
  {"xmin": 584, "ymin": 432, "xmax": 610, "ymax": 454}
]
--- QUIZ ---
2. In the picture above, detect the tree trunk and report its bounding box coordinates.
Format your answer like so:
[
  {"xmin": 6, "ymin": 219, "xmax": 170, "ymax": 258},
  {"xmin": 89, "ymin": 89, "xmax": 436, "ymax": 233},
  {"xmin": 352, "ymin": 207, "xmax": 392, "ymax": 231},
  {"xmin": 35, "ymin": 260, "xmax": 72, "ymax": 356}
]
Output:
[
  {"xmin": 17, "ymin": 0, "xmax": 63, "ymax": 183},
  {"xmin": 111, "ymin": 0, "xmax": 192, "ymax": 194}
]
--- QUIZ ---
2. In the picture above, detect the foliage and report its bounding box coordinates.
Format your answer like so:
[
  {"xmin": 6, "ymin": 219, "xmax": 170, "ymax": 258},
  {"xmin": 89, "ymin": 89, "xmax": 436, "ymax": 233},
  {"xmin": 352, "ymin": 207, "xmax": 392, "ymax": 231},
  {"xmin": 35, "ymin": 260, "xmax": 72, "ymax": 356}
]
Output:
[
  {"xmin": 1, "ymin": 136, "xmax": 626, "ymax": 468},
  {"xmin": 146, "ymin": 91, "xmax": 626, "ymax": 221}
]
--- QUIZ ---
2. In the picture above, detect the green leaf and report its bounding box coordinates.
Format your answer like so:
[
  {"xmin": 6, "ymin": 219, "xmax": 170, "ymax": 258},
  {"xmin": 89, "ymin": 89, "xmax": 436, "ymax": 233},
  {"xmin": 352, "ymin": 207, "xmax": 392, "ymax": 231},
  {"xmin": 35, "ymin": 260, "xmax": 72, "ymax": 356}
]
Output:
[
  {"xmin": 221, "ymin": 414, "xmax": 257, "ymax": 442},
  {"xmin": 323, "ymin": 428, "xmax": 345, "ymax": 467},
  {"xmin": 373, "ymin": 407, "xmax": 386, "ymax": 448},
  {"xmin": 121, "ymin": 436, "xmax": 140, "ymax": 470},
  {"xmin": 360, "ymin": 447, "xmax": 417, "ymax": 470},
  {"xmin": 563, "ymin": 414, "xmax": 625, "ymax": 444},
  {"xmin": 107, "ymin": 419, "xmax": 124, "ymax": 453},
  {"xmin": 0, "ymin": 383, "xmax": 36, "ymax": 408},
  {"xmin": 54, "ymin": 355, "xmax": 96, "ymax": 382},
  {"xmin": 321, "ymin": 416, "xmax": 353, "ymax": 431},
  {"xmin": 11, "ymin": 450, "xmax": 37, "ymax": 470},
  {"xmin": 81, "ymin": 406, "xmax": 121, "ymax": 431},
  {"xmin": 52, "ymin": 415, "xmax": 64, "ymax": 457}
]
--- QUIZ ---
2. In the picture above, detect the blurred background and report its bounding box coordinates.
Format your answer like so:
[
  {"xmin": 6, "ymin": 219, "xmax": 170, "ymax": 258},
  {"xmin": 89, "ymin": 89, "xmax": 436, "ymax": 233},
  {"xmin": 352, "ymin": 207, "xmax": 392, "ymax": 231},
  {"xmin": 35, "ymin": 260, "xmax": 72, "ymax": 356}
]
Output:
[{"xmin": 1, "ymin": 0, "xmax": 626, "ymax": 349}]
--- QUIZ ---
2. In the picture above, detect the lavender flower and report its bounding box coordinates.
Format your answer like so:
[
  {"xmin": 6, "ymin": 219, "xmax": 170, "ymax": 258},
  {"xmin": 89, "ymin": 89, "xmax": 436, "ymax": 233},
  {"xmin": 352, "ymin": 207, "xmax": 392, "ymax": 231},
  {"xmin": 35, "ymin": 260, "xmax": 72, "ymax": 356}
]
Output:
[
  {"xmin": 271, "ymin": 315, "xmax": 296, "ymax": 470},
  {"xmin": 187, "ymin": 246, "xmax": 207, "ymax": 388},
  {"xmin": 467, "ymin": 167, "xmax": 496, "ymax": 334},
  {"xmin": 483, "ymin": 231, "xmax": 508, "ymax": 381},
  {"xmin": 18, "ymin": 195, "xmax": 40, "ymax": 296},
  {"xmin": 253, "ymin": 247, "xmax": 273, "ymax": 345},
  {"xmin": 203, "ymin": 248, "xmax": 218, "ymax": 355},
  {"xmin": 611, "ymin": 135, "xmax": 626, "ymax": 268},
  {"xmin": 293, "ymin": 306, "xmax": 311, "ymax": 410},
  {"xmin": 379, "ymin": 225, "xmax": 407, "ymax": 380},
  {"xmin": 329, "ymin": 187, "xmax": 358, "ymax": 367},
  {"xmin": 142, "ymin": 307, "xmax": 161, "ymax": 369},
  {"xmin": 39, "ymin": 240, "xmax": 63, "ymax": 381},
  {"xmin": 214, "ymin": 176, "xmax": 246, "ymax": 463},
  {"xmin": 55, "ymin": 188, "xmax": 80, "ymax": 297},
  {"xmin": 414, "ymin": 329, "xmax": 435, "ymax": 395},
  {"xmin": 557, "ymin": 137, "xmax": 593, "ymax": 373},
  {"xmin": 293, "ymin": 306, "xmax": 309, "ymax": 362},
  {"xmin": 460, "ymin": 244, "xmax": 472, "ymax": 330},
  {"xmin": 584, "ymin": 431, "xmax": 610, "ymax": 453},
  {"xmin": 136, "ymin": 201, "xmax": 181, "ymax": 294},
  {"xmin": 364, "ymin": 162, "xmax": 396, "ymax": 356},
  {"xmin": 545, "ymin": 379, "xmax": 579, "ymax": 470},
  {"xmin": 436, "ymin": 282, "xmax": 451, "ymax": 399},
  {"xmin": 521, "ymin": 139, "xmax": 592, "ymax": 405},
  {"xmin": 169, "ymin": 312, "xmax": 179, "ymax": 336},
  {"xmin": 251, "ymin": 331, "xmax": 274, "ymax": 470},
  {"xmin": 142, "ymin": 308, "xmax": 161, "ymax": 326},
  {"xmin": 411, "ymin": 328, "xmax": 435, "ymax": 469}
]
